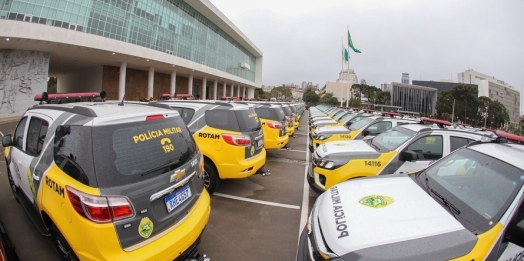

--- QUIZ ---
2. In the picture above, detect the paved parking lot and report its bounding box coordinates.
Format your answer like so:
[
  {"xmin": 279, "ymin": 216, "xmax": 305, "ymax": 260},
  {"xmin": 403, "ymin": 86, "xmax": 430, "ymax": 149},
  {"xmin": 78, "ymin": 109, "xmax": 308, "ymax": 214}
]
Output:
[{"xmin": 0, "ymin": 111, "xmax": 317, "ymax": 261}]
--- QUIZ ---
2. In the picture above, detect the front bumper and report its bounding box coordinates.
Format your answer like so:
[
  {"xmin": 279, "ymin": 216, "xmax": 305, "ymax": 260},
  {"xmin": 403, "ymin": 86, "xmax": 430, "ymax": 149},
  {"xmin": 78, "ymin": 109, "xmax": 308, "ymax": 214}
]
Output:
[{"xmin": 307, "ymin": 162, "xmax": 325, "ymax": 193}]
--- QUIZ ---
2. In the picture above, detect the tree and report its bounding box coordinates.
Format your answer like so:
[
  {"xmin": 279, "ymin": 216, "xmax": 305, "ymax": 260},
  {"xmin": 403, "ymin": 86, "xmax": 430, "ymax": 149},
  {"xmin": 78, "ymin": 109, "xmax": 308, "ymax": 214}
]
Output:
[
  {"xmin": 47, "ymin": 77, "xmax": 57, "ymax": 94},
  {"xmin": 254, "ymin": 88, "xmax": 264, "ymax": 99},
  {"xmin": 375, "ymin": 90, "xmax": 391, "ymax": 105},
  {"xmin": 304, "ymin": 91, "xmax": 320, "ymax": 105},
  {"xmin": 302, "ymin": 86, "xmax": 316, "ymax": 101},
  {"xmin": 270, "ymin": 86, "xmax": 292, "ymax": 101},
  {"xmin": 320, "ymin": 92, "xmax": 338, "ymax": 105}
]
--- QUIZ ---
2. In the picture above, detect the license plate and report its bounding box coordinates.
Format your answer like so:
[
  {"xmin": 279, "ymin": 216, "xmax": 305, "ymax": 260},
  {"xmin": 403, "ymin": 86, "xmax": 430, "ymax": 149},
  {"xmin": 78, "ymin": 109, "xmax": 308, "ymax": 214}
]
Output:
[
  {"xmin": 164, "ymin": 185, "xmax": 192, "ymax": 213},
  {"xmin": 257, "ymin": 139, "xmax": 263, "ymax": 147}
]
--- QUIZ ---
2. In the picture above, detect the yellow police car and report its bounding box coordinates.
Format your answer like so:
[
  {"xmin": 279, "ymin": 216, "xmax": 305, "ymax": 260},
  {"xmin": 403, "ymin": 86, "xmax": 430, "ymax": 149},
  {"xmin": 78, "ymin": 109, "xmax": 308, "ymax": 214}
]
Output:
[
  {"xmin": 148, "ymin": 100, "xmax": 268, "ymax": 194},
  {"xmin": 309, "ymin": 115, "xmax": 416, "ymax": 153},
  {"xmin": 308, "ymin": 121, "xmax": 495, "ymax": 193},
  {"xmin": 3, "ymin": 97, "xmax": 210, "ymax": 261},
  {"xmin": 298, "ymin": 131, "xmax": 524, "ymax": 261}
]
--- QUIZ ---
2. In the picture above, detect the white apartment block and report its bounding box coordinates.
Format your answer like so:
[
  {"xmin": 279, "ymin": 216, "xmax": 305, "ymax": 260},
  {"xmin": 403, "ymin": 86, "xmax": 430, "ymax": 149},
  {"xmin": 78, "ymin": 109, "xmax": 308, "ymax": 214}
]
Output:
[
  {"xmin": 320, "ymin": 69, "xmax": 358, "ymax": 106},
  {"xmin": 458, "ymin": 69, "xmax": 521, "ymax": 123}
]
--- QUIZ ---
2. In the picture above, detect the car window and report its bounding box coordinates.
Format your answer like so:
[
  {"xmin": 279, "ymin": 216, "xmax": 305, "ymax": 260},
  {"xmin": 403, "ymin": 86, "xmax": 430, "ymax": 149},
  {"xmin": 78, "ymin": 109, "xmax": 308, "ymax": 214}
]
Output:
[
  {"xmin": 406, "ymin": 135, "xmax": 443, "ymax": 160},
  {"xmin": 450, "ymin": 136, "xmax": 473, "ymax": 152},
  {"xmin": 254, "ymin": 107, "xmax": 271, "ymax": 119},
  {"xmin": 235, "ymin": 109, "xmax": 261, "ymax": 132},
  {"xmin": 169, "ymin": 107, "xmax": 195, "ymax": 125},
  {"xmin": 26, "ymin": 117, "xmax": 49, "ymax": 156},
  {"xmin": 13, "ymin": 116, "xmax": 28, "ymax": 150},
  {"xmin": 54, "ymin": 116, "xmax": 198, "ymax": 187},
  {"xmin": 366, "ymin": 121, "xmax": 392, "ymax": 135},
  {"xmin": 205, "ymin": 109, "xmax": 240, "ymax": 132},
  {"xmin": 348, "ymin": 117, "xmax": 374, "ymax": 131},
  {"xmin": 271, "ymin": 108, "xmax": 286, "ymax": 122}
]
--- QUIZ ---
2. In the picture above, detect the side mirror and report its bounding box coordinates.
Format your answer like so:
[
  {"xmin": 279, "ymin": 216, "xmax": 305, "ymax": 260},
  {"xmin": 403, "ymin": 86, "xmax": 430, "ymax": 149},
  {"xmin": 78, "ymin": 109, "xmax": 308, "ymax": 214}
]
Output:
[
  {"xmin": 362, "ymin": 130, "xmax": 370, "ymax": 136},
  {"xmin": 399, "ymin": 151, "xmax": 417, "ymax": 162},
  {"xmin": 2, "ymin": 134, "xmax": 12, "ymax": 147},
  {"xmin": 510, "ymin": 219, "xmax": 524, "ymax": 247}
]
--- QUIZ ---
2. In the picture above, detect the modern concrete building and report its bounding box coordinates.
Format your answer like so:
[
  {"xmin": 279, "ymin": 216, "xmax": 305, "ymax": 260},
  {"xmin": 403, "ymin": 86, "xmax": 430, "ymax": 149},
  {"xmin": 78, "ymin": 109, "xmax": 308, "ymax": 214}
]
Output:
[
  {"xmin": 320, "ymin": 69, "xmax": 358, "ymax": 106},
  {"xmin": 386, "ymin": 82, "xmax": 437, "ymax": 115},
  {"xmin": 401, "ymin": 73, "xmax": 410, "ymax": 84},
  {"xmin": 412, "ymin": 80, "xmax": 478, "ymax": 96},
  {"xmin": 0, "ymin": 0, "xmax": 263, "ymax": 118},
  {"xmin": 458, "ymin": 69, "xmax": 521, "ymax": 123}
]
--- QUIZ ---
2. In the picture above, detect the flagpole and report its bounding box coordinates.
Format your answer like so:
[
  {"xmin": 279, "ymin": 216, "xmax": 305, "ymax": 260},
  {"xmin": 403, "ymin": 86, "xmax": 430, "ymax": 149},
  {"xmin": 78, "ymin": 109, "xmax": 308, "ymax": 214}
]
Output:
[{"xmin": 340, "ymin": 37, "xmax": 344, "ymax": 107}]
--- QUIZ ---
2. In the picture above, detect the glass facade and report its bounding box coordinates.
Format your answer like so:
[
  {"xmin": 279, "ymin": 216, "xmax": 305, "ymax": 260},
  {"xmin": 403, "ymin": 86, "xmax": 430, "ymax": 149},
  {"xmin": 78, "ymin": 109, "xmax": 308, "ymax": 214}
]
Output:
[
  {"xmin": 391, "ymin": 84, "xmax": 436, "ymax": 115},
  {"xmin": 0, "ymin": 0, "xmax": 256, "ymax": 81}
]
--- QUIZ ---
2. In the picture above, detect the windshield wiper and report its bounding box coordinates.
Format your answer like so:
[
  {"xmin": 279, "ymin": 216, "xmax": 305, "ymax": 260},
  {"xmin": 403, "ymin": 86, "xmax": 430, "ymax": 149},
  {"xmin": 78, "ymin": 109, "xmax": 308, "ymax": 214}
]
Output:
[
  {"xmin": 368, "ymin": 141, "xmax": 380, "ymax": 151},
  {"xmin": 430, "ymin": 188, "xmax": 461, "ymax": 215},
  {"xmin": 140, "ymin": 159, "xmax": 180, "ymax": 176}
]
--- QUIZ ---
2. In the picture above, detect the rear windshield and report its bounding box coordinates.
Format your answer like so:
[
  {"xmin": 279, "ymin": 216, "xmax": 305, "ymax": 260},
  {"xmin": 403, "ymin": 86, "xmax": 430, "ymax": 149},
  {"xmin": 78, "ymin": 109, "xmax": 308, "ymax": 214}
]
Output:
[
  {"xmin": 205, "ymin": 109, "xmax": 261, "ymax": 132},
  {"xmin": 271, "ymin": 107, "xmax": 287, "ymax": 122},
  {"xmin": 54, "ymin": 117, "xmax": 198, "ymax": 188},
  {"xmin": 281, "ymin": 106, "xmax": 292, "ymax": 117}
]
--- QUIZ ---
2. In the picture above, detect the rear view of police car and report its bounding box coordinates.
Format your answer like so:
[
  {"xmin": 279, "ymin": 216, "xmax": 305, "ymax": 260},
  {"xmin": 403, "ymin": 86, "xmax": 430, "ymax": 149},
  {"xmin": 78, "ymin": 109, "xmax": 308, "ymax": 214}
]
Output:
[{"xmin": 3, "ymin": 101, "xmax": 210, "ymax": 261}]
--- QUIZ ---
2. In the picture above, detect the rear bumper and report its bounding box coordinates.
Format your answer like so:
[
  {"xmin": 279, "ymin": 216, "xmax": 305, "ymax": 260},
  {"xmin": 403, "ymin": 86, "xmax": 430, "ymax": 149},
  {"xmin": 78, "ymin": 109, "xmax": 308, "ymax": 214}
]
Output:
[
  {"xmin": 218, "ymin": 148, "xmax": 267, "ymax": 179},
  {"xmin": 264, "ymin": 135, "xmax": 289, "ymax": 150},
  {"xmin": 70, "ymin": 190, "xmax": 211, "ymax": 261}
]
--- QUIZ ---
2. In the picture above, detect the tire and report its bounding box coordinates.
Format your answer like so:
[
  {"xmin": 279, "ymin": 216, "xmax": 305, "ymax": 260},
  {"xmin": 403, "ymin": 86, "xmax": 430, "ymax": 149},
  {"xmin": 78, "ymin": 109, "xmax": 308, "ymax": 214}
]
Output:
[
  {"xmin": 203, "ymin": 159, "xmax": 220, "ymax": 195},
  {"xmin": 50, "ymin": 224, "xmax": 79, "ymax": 261}
]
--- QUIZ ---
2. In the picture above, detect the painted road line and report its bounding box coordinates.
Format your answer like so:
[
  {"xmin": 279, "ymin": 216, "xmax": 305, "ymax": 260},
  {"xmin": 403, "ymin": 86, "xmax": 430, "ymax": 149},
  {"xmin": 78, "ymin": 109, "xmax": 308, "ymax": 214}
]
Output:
[
  {"xmin": 278, "ymin": 149, "xmax": 307, "ymax": 153},
  {"xmin": 214, "ymin": 193, "xmax": 300, "ymax": 210},
  {"xmin": 298, "ymin": 116, "xmax": 310, "ymax": 245},
  {"xmin": 294, "ymin": 133, "xmax": 308, "ymax": 136}
]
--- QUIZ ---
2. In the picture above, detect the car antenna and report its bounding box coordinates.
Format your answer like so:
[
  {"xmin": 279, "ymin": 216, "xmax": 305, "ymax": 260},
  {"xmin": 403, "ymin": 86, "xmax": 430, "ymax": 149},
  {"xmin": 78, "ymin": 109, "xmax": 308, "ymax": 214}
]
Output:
[{"xmin": 118, "ymin": 94, "xmax": 125, "ymax": 106}]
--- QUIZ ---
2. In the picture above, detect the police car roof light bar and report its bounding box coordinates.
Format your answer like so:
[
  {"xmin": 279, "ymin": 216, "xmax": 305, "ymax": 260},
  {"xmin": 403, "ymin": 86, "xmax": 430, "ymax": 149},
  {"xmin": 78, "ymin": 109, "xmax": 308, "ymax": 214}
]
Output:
[{"xmin": 420, "ymin": 117, "xmax": 451, "ymax": 127}]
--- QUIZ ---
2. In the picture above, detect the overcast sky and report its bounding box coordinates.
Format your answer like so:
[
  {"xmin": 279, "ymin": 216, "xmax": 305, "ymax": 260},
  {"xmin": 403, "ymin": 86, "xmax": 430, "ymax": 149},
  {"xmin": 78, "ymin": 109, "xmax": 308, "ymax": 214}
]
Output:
[{"xmin": 210, "ymin": 0, "xmax": 524, "ymax": 113}]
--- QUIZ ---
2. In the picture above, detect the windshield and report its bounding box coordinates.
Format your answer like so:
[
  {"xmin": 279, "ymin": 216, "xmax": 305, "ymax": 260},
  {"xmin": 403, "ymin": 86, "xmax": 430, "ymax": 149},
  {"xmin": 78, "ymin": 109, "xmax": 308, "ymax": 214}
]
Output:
[
  {"xmin": 339, "ymin": 113, "xmax": 355, "ymax": 122},
  {"xmin": 421, "ymin": 148, "xmax": 523, "ymax": 233},
  {"xmin": 371, "ymin": 126, "xmax": 416, "ymax": 151},
  {"xmin": 348, "ymin": 117, "xmax": 374, "ymax": 131}
]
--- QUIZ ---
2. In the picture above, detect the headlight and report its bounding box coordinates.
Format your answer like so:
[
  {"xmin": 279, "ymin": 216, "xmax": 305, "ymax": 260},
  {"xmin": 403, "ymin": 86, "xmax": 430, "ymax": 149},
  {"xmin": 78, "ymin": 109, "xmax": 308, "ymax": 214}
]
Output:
[{"xmin": 317, "ymin": 158, "xmax": 346, "ymax": 169}]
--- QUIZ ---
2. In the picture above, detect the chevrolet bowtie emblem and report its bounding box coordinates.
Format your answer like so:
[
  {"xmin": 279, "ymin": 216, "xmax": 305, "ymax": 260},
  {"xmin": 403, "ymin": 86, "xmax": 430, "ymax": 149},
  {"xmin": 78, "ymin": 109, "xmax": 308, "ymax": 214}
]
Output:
[{"xmin": 170, "ymin": 169, "xmax": 185, "ymax": 183}]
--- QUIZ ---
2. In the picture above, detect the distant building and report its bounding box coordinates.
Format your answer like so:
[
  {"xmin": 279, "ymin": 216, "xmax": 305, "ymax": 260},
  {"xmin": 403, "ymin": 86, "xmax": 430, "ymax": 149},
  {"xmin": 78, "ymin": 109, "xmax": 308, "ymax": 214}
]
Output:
[
  {"xmin": 457, "ymin": 69, "xmax": 521, "ymax": 123},
  {"xmin": 380, "ymin": 83, "xmax": 390, "ymax": 91},
  {"xmin": 321, "ymin": 69, "xmax": 358, "ymax": 106},
  {"xmin": 401, "ymin": 73, "xmax": 410, "ymax": 84},
  {"xmin": 412, "ymin": 80, "xmax": 477, "ymax": 96},
  {"xmin": 387, "ymin": 82, "xmax": 437, "ymax": 115}
]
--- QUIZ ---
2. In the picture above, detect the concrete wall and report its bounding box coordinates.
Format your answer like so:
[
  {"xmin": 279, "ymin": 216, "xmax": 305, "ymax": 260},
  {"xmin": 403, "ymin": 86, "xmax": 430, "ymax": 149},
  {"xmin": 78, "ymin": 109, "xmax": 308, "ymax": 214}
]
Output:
[
  {"xmin": 0, "ymin": 50, "xmax": 49, "ymax": 118},
  {"xmin": 57, "ymin": 66, "xmax": 103, "ymax": 93}
]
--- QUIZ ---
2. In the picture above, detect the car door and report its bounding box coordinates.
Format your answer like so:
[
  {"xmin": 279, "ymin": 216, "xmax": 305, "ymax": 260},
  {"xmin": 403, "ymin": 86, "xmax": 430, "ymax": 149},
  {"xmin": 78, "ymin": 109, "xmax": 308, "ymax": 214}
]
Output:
[
  {"xmin": 8, "ymin": 116, "xmax": 35, "ymax": 202},
  {"xmin": 394, "ymin": 134, "xmax": 444, "ymax": 174}
]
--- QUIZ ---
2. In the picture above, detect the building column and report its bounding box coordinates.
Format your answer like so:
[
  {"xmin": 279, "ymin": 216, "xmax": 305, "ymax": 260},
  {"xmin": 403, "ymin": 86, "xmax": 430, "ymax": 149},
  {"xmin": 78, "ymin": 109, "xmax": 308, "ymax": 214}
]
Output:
[
  {"xmin": 213, "ymin": 80, "xmax": 218, "ymax": 100},
  {"xmin": 148, "ymin": 67, "xmax": 154, "ymax": 98},
  {"xmin": 170, "ymin": 70, "xmax": 176, "ymax": 96},
  {"xmin": 237, "ymin": 86, "xmax": 240, "ymax": 98},
  {"xmin": 230, "ymin": 84, "xmax": 234, "ymax": 97},
  {"xmin": 242, "ymin": 86, "xmax": 246, "ymax": 99},
  {"xmin": 188, "ymin": 74, "xmax": 193, "ymax": 95},
  {"xmin": 119, "ymin": 62, "xmax": 126, "ymax": 100},
  {"xmin": 223, "ymin": 82, "xmax": 227, "ymax": 97},
  {"xmin": 202, "ymin": 77, "xmax": 207, "ymax": 100}
]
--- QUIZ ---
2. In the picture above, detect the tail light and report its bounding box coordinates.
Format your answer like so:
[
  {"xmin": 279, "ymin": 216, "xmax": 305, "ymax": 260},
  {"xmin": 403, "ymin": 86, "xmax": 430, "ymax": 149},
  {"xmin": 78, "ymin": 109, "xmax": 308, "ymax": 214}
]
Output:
[
  {"xmin": 285, "ymin": 116, "xmax": 290, "ymax": 123},
  {"xmin": 222, "ymin": 134, "xmax": 251, "ymax": 146},
  {"xmin": 146, "ymin": 114, "xmax": 164, "ymax": 121},
  {"xmin": 66, "ymin": 187, "xmax": 134, "ymax": 223},
  {"xmin": 266, "ymin": 121, "xmax": 282, "ymax": 129}
]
